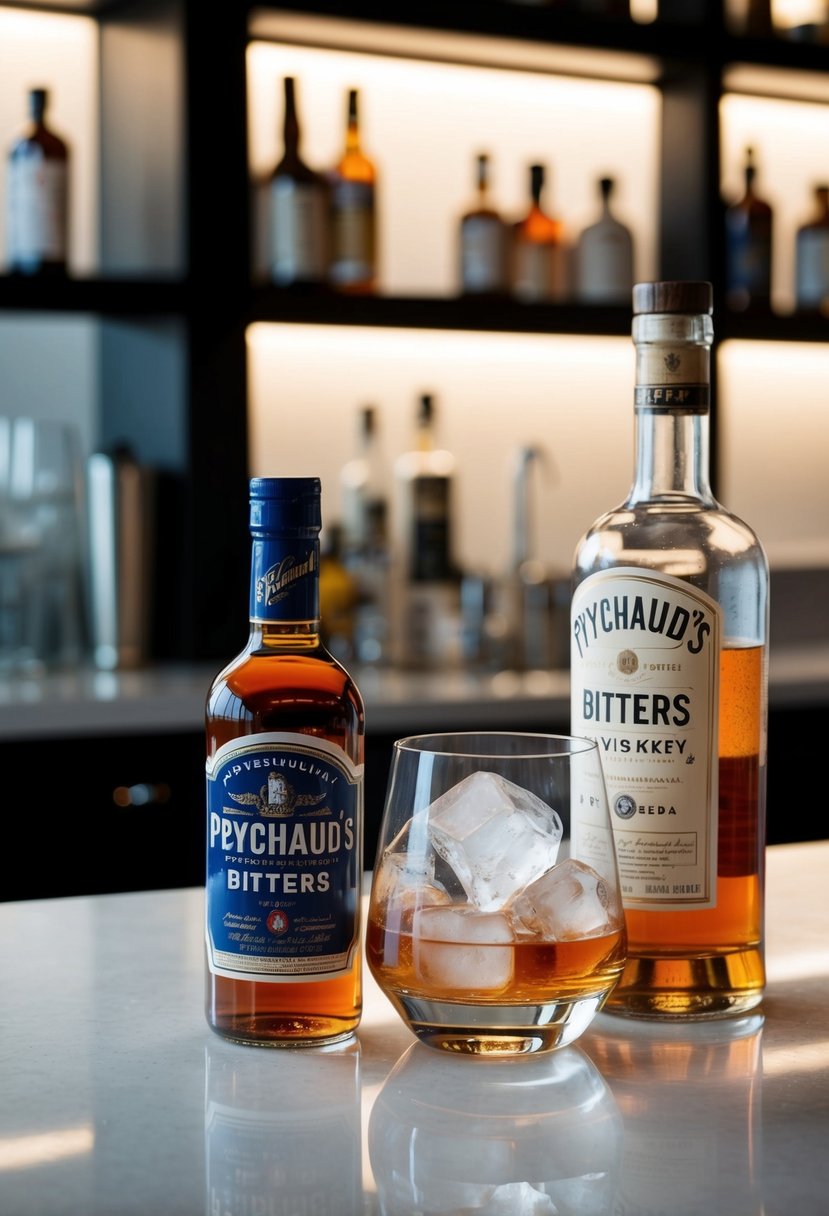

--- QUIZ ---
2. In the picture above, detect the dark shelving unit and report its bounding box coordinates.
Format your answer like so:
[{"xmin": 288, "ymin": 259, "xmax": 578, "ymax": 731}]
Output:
[{"xmin": 2, "ymin": 0, "xmax": 827, "ymax": 662}]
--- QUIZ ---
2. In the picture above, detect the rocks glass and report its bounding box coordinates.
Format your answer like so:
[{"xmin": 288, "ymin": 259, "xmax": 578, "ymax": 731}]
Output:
[{"xmin": 366, "ymin": 732, "xmax": 626, "ymax": 1055}]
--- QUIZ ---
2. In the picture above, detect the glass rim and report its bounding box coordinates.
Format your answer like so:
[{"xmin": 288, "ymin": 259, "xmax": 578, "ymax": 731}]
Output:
[{"xmin": 392, "ymin": 731, "xmax": 599, "ymax": 761}]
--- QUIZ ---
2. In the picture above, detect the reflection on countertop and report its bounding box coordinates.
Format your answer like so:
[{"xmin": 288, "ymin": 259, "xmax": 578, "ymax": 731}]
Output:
[{"xmin": 0, "ymin": 843, "xmax": 826, "ymax": 1215}]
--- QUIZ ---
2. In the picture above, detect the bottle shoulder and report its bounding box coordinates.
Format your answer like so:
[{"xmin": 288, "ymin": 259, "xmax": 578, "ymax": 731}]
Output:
[
  {"xmin": 207, "ymin": 645, "xmax": 365, "ymax": 716},
  {"xmin": 573, "ymin": 498, "xmax": 768, "ymax": 577}
]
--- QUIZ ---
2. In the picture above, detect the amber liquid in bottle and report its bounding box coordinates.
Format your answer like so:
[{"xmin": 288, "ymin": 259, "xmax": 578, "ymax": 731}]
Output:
[
  {"xmin": 571, "ymin": 281, "xmax": 768, "ymax": 1020},
  {"xmin": 328, "ymin": 87, "xmax": 377, "ymax": 294},
  {"xmin": 205, "ymin": 479, "xmax": 364, "ymax": 1047},
  {"xmin": 511, "ymin": 162, "xmax": 566, "ymax": 303}
]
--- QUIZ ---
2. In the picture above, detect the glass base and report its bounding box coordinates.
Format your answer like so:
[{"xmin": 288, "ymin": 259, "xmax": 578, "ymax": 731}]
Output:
[
  {"xmin": 603, "ymin": 947, "xmax": 765, "ymax": 1021},
  {"xmin": 389, "ymin": 990, "xmax": 612, "ymax": 1055}
]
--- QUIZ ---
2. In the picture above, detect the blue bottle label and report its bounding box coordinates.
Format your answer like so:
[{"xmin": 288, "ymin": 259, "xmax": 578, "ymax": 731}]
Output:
[
  {"xmin": 250, "ymin": 539, "xmax": 319, "ymax": 623},
  {"xmin": 205, "ymin": 732, "xmax": 363, "ymax": 982}
]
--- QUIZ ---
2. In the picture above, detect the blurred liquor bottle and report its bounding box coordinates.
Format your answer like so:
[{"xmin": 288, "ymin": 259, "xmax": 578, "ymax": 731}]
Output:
[
  {"xmin": 795, "ymin": 182, "xmax": 829, "ymax": 314},
  {"xmin": 340, "ymin": 404, "xmax": 391, "ymax": 665},
  {"xmin": 574, "ymin": 175, "xmax": 634, "ymax": 305},
  {"xmin": 458, "ymin": 152, "xmax": 508, "ymax": 296},
  {"xmin": 269, "ymin": 75, "xmax": 329, "ymax": 289},
  {"xmin": 5, "ymin": 87, "xmax": 69, "ymax": 276},
  {"xmin": 391, "ymin": 393, "xmax": 461, "ymax": 668},
  {"xmin": 724, "ymin": 146, "xmax": 773, "ymax": 313},
  {"xmin": 511, "ymin": 163, "xmax": 567, "ymax": 303},
  {"xmin": 319, "ymin": 521, "xmax": 359, "ymax": 663},
  {"xmin": 328, "ymin": 88, "xmax": 378, "ymax": 294}
]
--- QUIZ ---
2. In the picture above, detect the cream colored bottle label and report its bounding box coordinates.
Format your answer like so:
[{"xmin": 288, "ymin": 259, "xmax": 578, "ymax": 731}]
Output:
[{"xmin": 570, "ymin": 568, "xmax": 721, "ymax": 910}]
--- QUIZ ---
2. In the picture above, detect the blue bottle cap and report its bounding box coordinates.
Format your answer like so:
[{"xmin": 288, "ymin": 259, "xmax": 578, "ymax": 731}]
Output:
[{"xmin": 249, "ymin": 477, "xmax": 321, "ymax": 536}]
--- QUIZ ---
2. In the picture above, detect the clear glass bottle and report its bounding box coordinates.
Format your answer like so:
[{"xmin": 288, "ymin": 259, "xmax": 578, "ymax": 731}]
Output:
[
  {"xmin": 340, "ymin": 405, "xmax": 391, "ymax": 665},
  {"xmin": 571, "ymin": 280, "xmax": 768, "ymax": 1020},
  {"xmin": 511, "ymin": 163, "xmax": 567, "ymax": 303},
  {"xmin": 391, "ymin": 393, "xmax": 460, "ymax": 668},
  {"xmin": 575, "ymin": 175, "xmax": 634, "ymax": 305},
  {"xmin": 205, "ymin": 477, "xmax": 364, "ymax": 1046},
  {"xmin": 5, "ymin": 87, "xmax": 69, "ymax": 276},
  {"xmin": 459, "ymin": 152, "xmax": 508, "ymax": 296},
  {"xmin": 724, "ymin": 146, "xmax": 773, "ymax": 313},
  {"xmin": 269, "ymin": 76, "xmax": 329, "ymax": 289},
  {"xmin": 328, "ymin": 87, "xmax": 378, "ymax": 294},
  {"xmin": 795, "ymin": 182, "xmax": 829, "ymax": 314}
]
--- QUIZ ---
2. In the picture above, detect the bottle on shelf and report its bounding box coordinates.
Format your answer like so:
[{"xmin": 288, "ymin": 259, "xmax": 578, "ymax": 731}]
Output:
[
  {"xmin": 269, "ymin": 76, "xmax": 329, "ymax": 290},
  {"xmin": 205, "ymin": 477, "xmax": 365, "ymax": 1047},
  {"xmin": 794, "ymin": 182, "xmax": 829, "ymax": 314},
  {"xmin": 5, "ymin": 87, "xmax": 69, "ymax": 277},
  {"xmin": 571, "ymin": 280, "xmax": 768, "ymax": 1020},
  {"xmin": 458, "ymin": 152, "xmax": 508, "ymax": 297},
  {"xmin": 574, "ymin": 175, "xmax": 634, "ymax": 305},
  {"xmin": 391, "ymin": 393, "xmax": 461, "ymax": 668},
  {"xmin": 328, "ymin": 88, "xmax": 378, "ymax": 294},
  {"xmin": 319, "ymin": 521, "xmax": 359, "ymax": 662},
  {"xmin": 339, "ymin": 405, "xmax": 391, "ymax": 665},
  {"xmin": 724, "ymin": 146, "xmax": 773, "ymax": 313},
  {"xmin": 510, "ymin": 163, "xmax": 567, "ymax": 303}
]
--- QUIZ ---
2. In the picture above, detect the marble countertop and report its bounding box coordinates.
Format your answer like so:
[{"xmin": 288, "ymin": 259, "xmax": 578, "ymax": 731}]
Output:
[
  {"xmin": 0, "ymin": 841, "xmax": 827, "ymax": 1215},
  {"xmin": 0, "ymin": 641, "xmax": 827, "ymax": 741}
]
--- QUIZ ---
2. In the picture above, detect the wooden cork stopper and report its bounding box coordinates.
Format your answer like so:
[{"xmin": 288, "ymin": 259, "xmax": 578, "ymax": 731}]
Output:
[{"xmin": 632, "ymin": 281, "xmax": 713, "ymax": 315}]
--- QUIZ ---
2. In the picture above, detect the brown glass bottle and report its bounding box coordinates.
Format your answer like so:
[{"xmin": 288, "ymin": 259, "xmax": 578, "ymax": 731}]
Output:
[
  {"xmin": 269, "ymin": 76, "xmax": 329, "ymax": 289},
  {"xmin": 511, "ymin": 163, "xmax": 566, "ymax": 302},
  {"xmin": 724, "ymin": 146, "xmax": 773, "ymax": 313},
  {"xmin": 459, "ymin": 152, "xmax": 507, "ymax": 296},
  {"xmin": 6, "ymin": 87, "xmax": 69, "ymax": 276},
  {"xmin": 205, "ymin": 478, "xmax": 364, "ymax": 1047},
  {"xmin": 328, "ymin": 88, "xmax": 377, "ymax": 294}
]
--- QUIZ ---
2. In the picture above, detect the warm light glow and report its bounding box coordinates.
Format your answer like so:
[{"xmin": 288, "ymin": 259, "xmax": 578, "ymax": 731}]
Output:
[
  {"xmin": 772, "ymin": 0, "xmax": 829, "ymax": 29},
  {"xmin": 717, "ymin": 340, "xmax": 829, "ymax": 564},
  {"xmin": 763, "ymin": 1040, "xmax": 829, "ymax": 1077},
  {"xmin": 247, "ymin": 40, "xmax": 659, "ymax": 294},
  {"xmin": 247, "ymin": 323, "xmax": 634, "ymax": 577},
  {"xmin": 0, "ymin": 1125, "xmax": 94, "ymax": 1172}
]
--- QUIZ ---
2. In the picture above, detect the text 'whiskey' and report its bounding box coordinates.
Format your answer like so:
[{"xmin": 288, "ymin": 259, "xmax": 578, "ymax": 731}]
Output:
[
  {"xmin": 205, "ymin": 477, "xmax": 365, "ymax": 1046},
  {"xmin": 570, "ymin": 280, "xmax": 768, "ymax": 1020}
]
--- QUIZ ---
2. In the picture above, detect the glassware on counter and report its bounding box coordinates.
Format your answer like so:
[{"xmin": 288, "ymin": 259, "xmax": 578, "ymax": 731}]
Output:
[{"xmin": 367, "ymin": 731, "xmax": 626, "ymax": 1055}]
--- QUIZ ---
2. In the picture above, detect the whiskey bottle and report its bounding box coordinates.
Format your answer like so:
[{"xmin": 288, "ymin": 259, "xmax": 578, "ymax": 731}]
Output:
[
  {"xmin": 458, "ymin": 152, "xmax": 508, "ymax": 296},
  {"xmin": 269, "ymin": 76, "xmax": 329, "ymax": 289},
  {"xmin": 571, "ymin": 281, "xmax": 768, "ymax": 1019},
  {"xmin": 724, "ymin": 146, "xmax": 773, "ymax": 313},
  {"xmin": 205, "ymin": 477, "xmax": 365, "ymax": 1046},
  {"xmin": 511, "ymin": 163, "xmax": 567, "ymax": 303},
  {"xmin": 5, "ymin": 87, "xmax": 69, "ymax": 276},
  {"xmin": 328, "ymin": 88, "xmax": 377, "ymax": 294},
  {"xmin": 574, "ymin": 175, "xmax": 634, "ymax": 305},
  {"xmin": 795, "ymin": 182, "xmax": 829, "ymax": 314},
  {"xmin": 391, "ymin": 393, "xmax": 461, "ymax": 668}
]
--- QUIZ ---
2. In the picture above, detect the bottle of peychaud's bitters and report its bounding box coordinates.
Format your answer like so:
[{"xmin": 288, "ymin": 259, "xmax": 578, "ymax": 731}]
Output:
[
  {"xmin": 205, "ymin": 477, "xmax": 365, "ymax": 1046},
  {"xmin": 570, "ymin": 281, "xmax": 768, "ymax": 1019}
]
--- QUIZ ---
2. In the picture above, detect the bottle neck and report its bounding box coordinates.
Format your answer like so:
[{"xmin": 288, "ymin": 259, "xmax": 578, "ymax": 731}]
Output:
[
  {"xmin": 345, "ymin": 91, "xmax": 360, "ymax": 154},
  {"xmin": 249, "ymin": 534, "xmax": 320, "ymax": 629},
  {"xmin": 282, "ymin": 81, "xmax": 300, "ymax": 156},
  {"xmin": 629, "ymin": 312, "xmax": 714, "ymax": 505}
]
